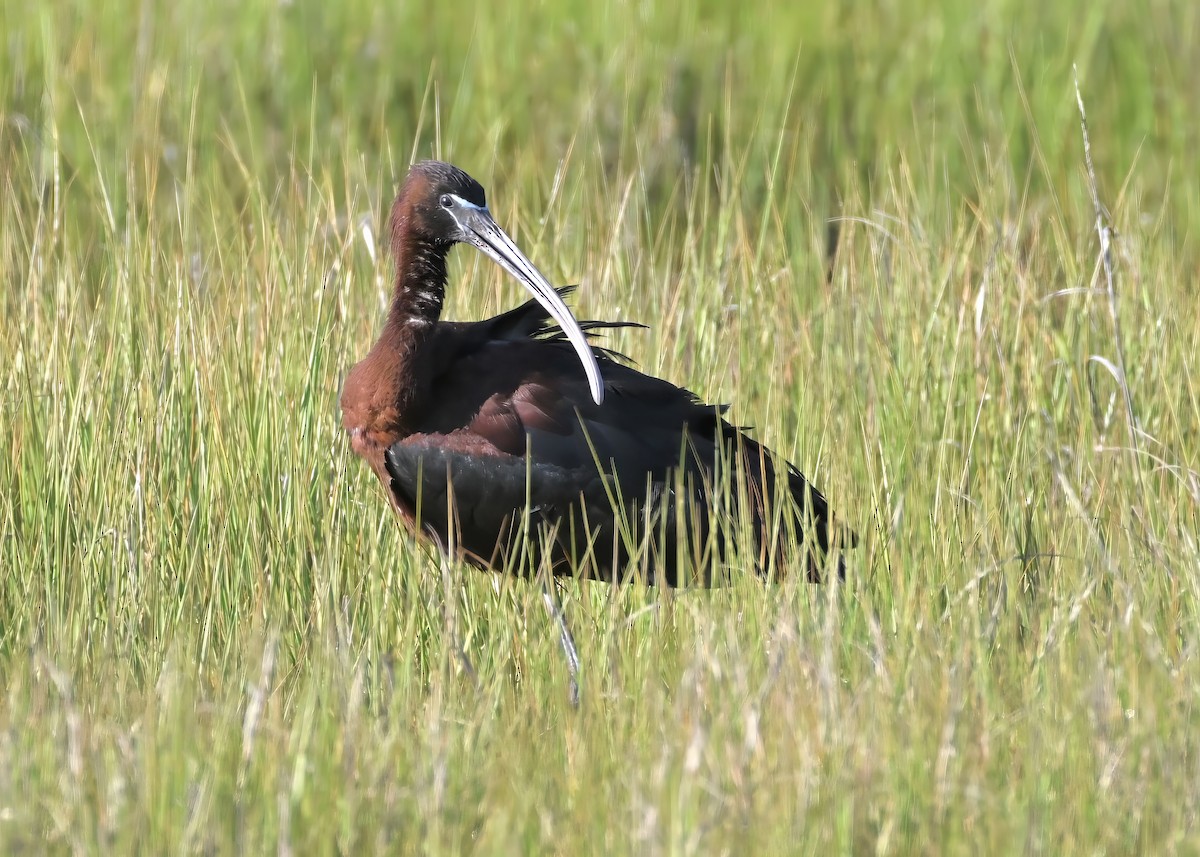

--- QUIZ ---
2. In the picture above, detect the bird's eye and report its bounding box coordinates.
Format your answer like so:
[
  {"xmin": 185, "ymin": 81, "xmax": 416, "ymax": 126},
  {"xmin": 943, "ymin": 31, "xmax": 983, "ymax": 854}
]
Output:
[{"xmin": 439, "ymin": 194, "xmax": 453, "ymax": 209}]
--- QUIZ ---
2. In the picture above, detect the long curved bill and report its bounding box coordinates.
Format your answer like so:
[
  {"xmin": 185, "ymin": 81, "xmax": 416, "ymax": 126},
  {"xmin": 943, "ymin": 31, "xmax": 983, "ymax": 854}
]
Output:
[{"xmin": 452, "ymin": 202, "xmax": 605, "ymax": 405}]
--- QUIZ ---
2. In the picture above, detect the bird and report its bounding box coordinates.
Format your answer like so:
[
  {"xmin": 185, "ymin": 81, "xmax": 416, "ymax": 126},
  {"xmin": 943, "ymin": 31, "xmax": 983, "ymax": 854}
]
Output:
[{"xmin": 342, "ymin": 160, "xmax": 853, "ymax": 698}]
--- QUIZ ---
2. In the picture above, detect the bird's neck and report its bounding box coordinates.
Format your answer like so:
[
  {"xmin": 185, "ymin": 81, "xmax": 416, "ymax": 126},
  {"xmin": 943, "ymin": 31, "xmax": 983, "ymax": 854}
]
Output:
[
  {"xmin": 385, "ymin": 238, "xmax": 448, "ymax": 335},
  {"xmin": 342, "ymin": 239, "xmax": 449, "ymax": 443}
]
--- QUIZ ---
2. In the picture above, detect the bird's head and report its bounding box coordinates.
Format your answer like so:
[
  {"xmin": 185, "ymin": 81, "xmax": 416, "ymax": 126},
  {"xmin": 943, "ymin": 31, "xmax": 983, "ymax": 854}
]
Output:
[
  {"xmin": 397, "ymin": 160, "xmax": 489, "ymax": 246},
  {"xmin": 390, "ymin": 160, "xmax": 605, "ymax": 405}
]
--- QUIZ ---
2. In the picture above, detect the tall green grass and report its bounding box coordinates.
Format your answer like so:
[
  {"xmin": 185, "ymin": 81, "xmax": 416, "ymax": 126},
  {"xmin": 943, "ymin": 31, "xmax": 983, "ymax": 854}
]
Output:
[{"xmin": 2, "ymin": 0, "xmax": 1198, "ymax": 852}]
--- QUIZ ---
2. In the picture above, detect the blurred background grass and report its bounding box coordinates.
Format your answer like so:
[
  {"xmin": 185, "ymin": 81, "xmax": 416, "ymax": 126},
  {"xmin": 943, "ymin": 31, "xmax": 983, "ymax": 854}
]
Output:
[{"xmin": 2, "ymin": 0, "xmax": 1199, "ymax": 853}]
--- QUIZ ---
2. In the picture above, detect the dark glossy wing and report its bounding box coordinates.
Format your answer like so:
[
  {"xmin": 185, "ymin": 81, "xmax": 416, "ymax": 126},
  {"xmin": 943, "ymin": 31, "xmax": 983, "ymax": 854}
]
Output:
[{"xmin": 385, "ymin": 294, "xmax": 848, "ymax": 583}]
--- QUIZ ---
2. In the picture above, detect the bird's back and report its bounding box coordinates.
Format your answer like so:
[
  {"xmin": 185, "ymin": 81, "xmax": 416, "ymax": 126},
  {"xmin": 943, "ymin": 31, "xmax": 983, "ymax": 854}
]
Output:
[{"xmin": 379, "ymin": 296, "xmax": 849, "ymax": 584}]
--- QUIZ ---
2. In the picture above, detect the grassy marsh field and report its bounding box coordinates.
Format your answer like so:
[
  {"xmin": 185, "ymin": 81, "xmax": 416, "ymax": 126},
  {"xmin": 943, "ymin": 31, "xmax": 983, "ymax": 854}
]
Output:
[{"xmin": 2, "ymin": 0, "xmax": 1199, "ymax": 853}]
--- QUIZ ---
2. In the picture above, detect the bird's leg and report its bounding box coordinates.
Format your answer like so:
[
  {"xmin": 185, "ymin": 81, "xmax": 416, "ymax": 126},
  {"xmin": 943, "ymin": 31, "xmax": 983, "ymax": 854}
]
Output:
[{"xmin": 541, "ymin": 577, "xmax": 581, "ymax": 708}]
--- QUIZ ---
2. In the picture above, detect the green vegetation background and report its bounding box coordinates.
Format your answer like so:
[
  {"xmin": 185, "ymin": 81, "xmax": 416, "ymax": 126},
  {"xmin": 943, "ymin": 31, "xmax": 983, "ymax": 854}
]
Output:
[{"xmin": 2, "ymin": 0, "xmax": 1198, "ymax": 852}]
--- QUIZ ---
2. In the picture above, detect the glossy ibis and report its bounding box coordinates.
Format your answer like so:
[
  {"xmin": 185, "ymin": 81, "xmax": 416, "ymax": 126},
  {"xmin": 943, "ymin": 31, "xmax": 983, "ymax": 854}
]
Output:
[{"xmin": 342, "ymin": 161, "xmax": 852, "ymax": 698}]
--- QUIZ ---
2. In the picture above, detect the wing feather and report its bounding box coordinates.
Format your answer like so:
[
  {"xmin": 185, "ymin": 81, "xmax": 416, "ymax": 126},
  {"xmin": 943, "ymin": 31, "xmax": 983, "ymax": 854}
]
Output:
[{"xmin": 383, "ymin": 299, "xmax": 850, "ymax": 582}]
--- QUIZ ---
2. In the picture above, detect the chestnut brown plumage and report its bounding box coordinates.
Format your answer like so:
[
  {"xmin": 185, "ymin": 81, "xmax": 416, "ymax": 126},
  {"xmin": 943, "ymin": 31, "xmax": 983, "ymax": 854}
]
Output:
[{"xmin": 342, "ymin": 161, "xmax": 853, "ymax": 697}]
